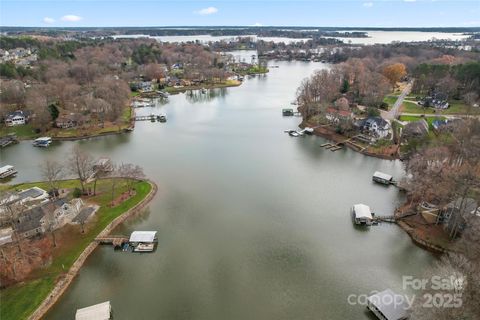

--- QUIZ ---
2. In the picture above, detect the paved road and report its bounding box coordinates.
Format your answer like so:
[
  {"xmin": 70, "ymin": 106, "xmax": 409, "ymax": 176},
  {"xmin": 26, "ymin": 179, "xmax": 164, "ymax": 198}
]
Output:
[{"xmin": 385, "ymin": 80, "xmax": 414, "ymax": 120}]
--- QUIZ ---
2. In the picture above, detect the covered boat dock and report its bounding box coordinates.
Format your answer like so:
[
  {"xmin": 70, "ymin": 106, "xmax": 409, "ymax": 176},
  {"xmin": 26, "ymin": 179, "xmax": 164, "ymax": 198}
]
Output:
[
  {"xmin": 372, "ymin": 171, "xmax": 394, "ymax": 185},
  {"xmin": 75, "ymin": 301, "xmax": 112, "ymax": 320},
  {"xmin": 367, "ymin": 289, "xmax": 409, "ymax": 320},
  {"xmin": 129, "ymin": 231, "xmax": 158, "ymax": 252}
]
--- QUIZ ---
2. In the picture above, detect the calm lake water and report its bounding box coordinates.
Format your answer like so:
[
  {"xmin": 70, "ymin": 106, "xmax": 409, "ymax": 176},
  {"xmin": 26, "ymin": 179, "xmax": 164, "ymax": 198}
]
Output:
[
  {"xmin": 1, "ymin": 56, "xmax": 434, "ymax": 320},
  {"xmin": 113, "ymin": 31, "xmax": 469, "ymax": 45}
]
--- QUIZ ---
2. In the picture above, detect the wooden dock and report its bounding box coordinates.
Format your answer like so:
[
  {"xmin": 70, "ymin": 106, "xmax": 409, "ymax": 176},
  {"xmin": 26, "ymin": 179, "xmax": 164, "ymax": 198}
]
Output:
[
  {"xmin": 320, "ymin": 142, "xmax": 343, "ymax": 151},
  {"xmin": 95, "ymin": 235, "xmax": 129, "ymax": 247},
  {"xmin": 372, "ymin": 215, "xmax": 396, "ymax": 223},
  {"xmin": 134, "ymin": 114, "xmax": 166, "ymax": 122},
  {"xmin": 0, "ymin": 134, "xmax": 18, "ymax": 148}
]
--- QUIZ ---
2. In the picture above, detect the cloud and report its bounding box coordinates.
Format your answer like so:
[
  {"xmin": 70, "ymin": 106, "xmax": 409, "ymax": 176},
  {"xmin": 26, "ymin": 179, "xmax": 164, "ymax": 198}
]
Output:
[
  {"xmin": 60, "ymin": 14, "xmax": 83, "ymax": 22},
  {"xmin": 252, "ymin": 22, "xmax": 263, "ymax": 27},
  {"xmin": 404, "ymin": 0, "xmax": 416, "ymax": 2},
  {"xmin": 43, "ymin": 17, "xmax": 55, "ymax": 24},
  {"xmin": 195, "ymin": 7, "xmax": 218, "ymax": 15},
  {"xmin": 363, "ymin": 2, "xmax": 374, "ymax": 7}
]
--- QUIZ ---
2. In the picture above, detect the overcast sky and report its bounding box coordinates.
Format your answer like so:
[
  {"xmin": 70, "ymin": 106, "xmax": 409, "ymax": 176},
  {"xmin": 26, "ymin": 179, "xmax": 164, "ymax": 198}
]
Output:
[{"xmin": 0, "ymin": 0, "xmax": 479, "ymax": 27}]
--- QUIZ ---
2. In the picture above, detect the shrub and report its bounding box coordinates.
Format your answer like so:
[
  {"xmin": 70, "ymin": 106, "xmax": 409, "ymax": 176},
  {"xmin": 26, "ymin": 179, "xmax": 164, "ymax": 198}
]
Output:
[{"xmin": 73, "ymin": 188, "xmax": 82, "ymax": 198}]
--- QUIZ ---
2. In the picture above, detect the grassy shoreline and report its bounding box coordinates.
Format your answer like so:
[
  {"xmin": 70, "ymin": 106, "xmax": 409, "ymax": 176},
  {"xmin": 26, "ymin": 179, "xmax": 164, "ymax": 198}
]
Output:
[
  {"xmin": 0, "ymin": 178, "xmax": 155, "ymax": 320},
  {"xmin": 0, "ymin": 107, "xmax": 133, "ymax": 141},
  {"xmin": 163, "ymin": 79, "xmax": 241, "ymax": 94}
]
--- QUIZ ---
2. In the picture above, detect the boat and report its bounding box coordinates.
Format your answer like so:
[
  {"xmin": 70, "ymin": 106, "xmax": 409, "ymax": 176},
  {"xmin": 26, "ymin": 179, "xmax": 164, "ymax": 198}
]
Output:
[
  {"xmin": 0, "ymin": 165, "xmax": 17, "ymax": 179},
  {"xmin": 158, "ymin": 115, "xmax": 167, "ymax": 123},
  {"xmin": 304, "ymin": 127, "xmax": 314, "ymax": 134},
  {"xmin": 33, "ymin": 137, "xmax": 52, "ymax": 147},
  {"xmin": 282, "ymin": 108, "xmax": 294, "ymax": 116},
  {"xmin": 201, "ymin": 88, "xmax": 207, "ymax": 94},
  {"xmin": 289, "ymin": 131, "xmax": 300, "ymax": 137},
  {"xmin": 134, "ymin": 243, "xmax": 156, "ymax": 252}
]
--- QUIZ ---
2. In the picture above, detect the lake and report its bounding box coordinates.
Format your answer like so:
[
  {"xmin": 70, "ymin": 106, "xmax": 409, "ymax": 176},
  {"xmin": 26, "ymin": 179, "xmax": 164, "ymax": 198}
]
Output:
[
  {"xmin": 112, "ymin": 30, "xmax": 469, "ymax": 45},
  {"xmin": 1, "ymin": 56, "xmax": 434, "ymax": 320}
]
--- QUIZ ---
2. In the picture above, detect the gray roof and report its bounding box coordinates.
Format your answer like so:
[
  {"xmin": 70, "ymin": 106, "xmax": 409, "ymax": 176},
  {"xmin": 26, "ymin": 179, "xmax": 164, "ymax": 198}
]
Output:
[
  {"xmin": 368, "ymin": 289, "xmax": 409, "ymax": 320},
  {"xmin": 73, "ymin": 207, "xmax": 96, "ymax": 224},
  {"xmin": 18, "ymin": 188, "xmax": 44, "ymax": 200},
  {"xmin": 15, "ymin": 206, "xmax": 45, "ymax": 234}
]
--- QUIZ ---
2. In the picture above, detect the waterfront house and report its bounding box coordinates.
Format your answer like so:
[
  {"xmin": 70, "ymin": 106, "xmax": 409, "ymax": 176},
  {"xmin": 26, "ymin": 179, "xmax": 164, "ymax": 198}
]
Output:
[
  {"xmin": 355, "ymin": 117, "xmax": 390, "ymax": 139},
  {"xmin": 403, "ymin": 119, "xmax": 429, "ymax": 139},
  {"xmin": 367, "ymin": 289, "xmax": 409, "ymax": 320},
  {"xmin": 51, "ymin": 198, "xmax": 85, "ymax": 229},
  {"xmin": 75, "ymin": 301, "xmax": 112, "ymax": 320},
  {"xmin": 14, "ymin": 206, "xmax": 47, "ymax": 238},
  {"xmin": 352, "ymin": 204, "xmax": 373, "ymax": 226},
  {"xmin": 325, "ymin": 107, "xmax": 353, "ymax": 124},
  {"xmin": 56, "ymin": 113, "xmax": 88, "ymax": 129},
  {"xmin": 4, "ymin": 110, "xmax": 29, "ymax": 126}
]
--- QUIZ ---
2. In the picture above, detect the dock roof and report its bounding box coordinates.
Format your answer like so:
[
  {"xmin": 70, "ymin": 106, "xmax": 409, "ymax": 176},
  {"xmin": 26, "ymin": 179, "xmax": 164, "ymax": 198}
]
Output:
[
  {"xmin": 129, "ymin": 231, "xmax": 157, "ymax": 243},
  {"xmin": 353, "ymin": 204, "xmax": 373, "ymax": 219},
  {"xmin": 0, "ymin": 165, "xmax": 14, "ymax": 175},
  {"xmin": 368, "ymin": 289, "xmax": 409, "ymax": 320},
  {"xmin": 373, "ymin": 171, "xmax": 393, "ymax": 181},
  {"xmin": 75, "ymin": 301, "xmax": 111, "ymax": 320}
]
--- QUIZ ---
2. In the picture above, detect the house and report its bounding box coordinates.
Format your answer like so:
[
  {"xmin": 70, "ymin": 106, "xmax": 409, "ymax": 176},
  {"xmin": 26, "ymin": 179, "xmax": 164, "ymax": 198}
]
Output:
[
  {"xmin": 356, "ymin": 117, "xmax": 390, "ymax": 139},
  {"xmin": 56, "ymin": 113, "xmax": 88, "ymax": 129},
  {"xmin": 0, "ymin": 187, "xmax": 49, "ymax": 216},
  {"xmin": 14, "ymin": 206, "xmax": 47, "ymax": 238},
  {"xmin": 432, "ymin": 118, "xmax": 459, "ymax": 133},
  {"xmin": 418, "ymin": 93, "xmax": 449, "ymax": 110},
  {"xmin": 367, "ymin": 289, "xmax": 409, "ymax": 320},
  {"xmin": 131, "ymin": 81, "xmax": 154, "ymax": 92},
  {"xmin": 442, "ymin": 198, "xmax": 478, "ymax": 238},
  {"xmin": 325, "ymin": 107, "xmax": 353, "ymax": 124},
  {"xmin": 403, "ymin": 119, "xmax": 429, "ymax": 139},
  {"xmin": 4, "ymin": 110, "xmax": 29, "ymax": 126},
  {"xmin": 51, "ymin": 198, "xmax": 85, "ymax": 229}
]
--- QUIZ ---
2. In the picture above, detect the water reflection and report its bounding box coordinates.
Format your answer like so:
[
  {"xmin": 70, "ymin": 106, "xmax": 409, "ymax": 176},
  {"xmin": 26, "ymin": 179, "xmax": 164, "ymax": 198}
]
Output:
[{"xmin": 185, "ymin": 88, "xmax": 228, "ymax": 103}]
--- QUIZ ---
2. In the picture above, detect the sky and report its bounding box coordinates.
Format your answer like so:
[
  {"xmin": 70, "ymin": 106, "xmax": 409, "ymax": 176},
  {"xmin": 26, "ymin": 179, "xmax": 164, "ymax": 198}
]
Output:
[{"xmin": 0, "ymin": 0, "xmax": 479, "ymax": 28}]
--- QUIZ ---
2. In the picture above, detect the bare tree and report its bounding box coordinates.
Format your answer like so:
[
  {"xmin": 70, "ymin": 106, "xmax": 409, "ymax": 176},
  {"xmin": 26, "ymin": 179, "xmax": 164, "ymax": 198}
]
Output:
[
  {"xmin": 67, "ymin": 146, "xmax": 94, "ymax": 194},
  {"xmin": 40, "ymin": 159, "xmax": 64, "ymax": 196},
  {"xmin": 118, "ymin": 163, "xmax": 145, "ymax": 195}
]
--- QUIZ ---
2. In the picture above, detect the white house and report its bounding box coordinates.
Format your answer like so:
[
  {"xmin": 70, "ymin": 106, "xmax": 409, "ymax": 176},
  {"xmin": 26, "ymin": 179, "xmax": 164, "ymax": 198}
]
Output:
[
  {"xmin": 357, "ymin": 117, "xmax": 391, "ymax": 139},
  {"xmin": 5, "ymin": 110, "xmax": 28, "ymax": 126},
  {"xmin": 52, "ymin": 198, "xmax": 85, "ymax": 229}
]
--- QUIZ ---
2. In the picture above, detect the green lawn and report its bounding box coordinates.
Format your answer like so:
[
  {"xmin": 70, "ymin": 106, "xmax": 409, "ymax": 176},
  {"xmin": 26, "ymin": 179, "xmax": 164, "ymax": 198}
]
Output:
[
  {"xmin": 399, "ymin": 115, "xmax": 446, "ymax": 130},
  {"xmin": 400, "ymin": 99, "xmax": 477, "ymax": 115},
  {"xmin": 0, "ymin": 124, "xmax": 39, "ymax": 139},
  {"xmin": 0, "ymin": 178, "xmax": 153, "ymax": 320}
]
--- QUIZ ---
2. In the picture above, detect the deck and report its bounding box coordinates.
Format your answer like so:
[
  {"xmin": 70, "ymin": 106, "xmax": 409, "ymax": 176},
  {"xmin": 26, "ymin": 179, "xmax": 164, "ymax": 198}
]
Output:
[{"xmin": 95, "ymin": 235, "xmax": 129, "ymax": 247}]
